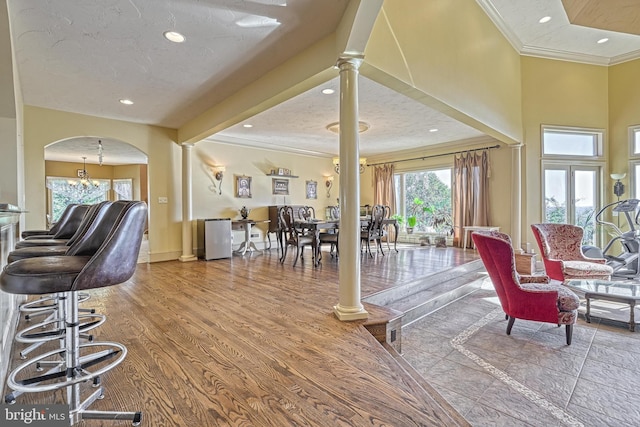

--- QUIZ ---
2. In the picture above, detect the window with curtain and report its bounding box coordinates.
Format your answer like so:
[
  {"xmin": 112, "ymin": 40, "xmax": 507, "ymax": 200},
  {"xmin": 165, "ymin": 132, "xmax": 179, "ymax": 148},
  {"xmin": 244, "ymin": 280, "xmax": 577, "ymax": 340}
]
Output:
[
  {"xmin": 394, "ymin": 168, "xmax": 452, "ymax": 233},
  {"xmin": 46, "ymin": 177, "xmax": 111, "ymax": 222},
  {"xmin": 113, "ymin": 178, "xmax": 133, "ymax": 200}
]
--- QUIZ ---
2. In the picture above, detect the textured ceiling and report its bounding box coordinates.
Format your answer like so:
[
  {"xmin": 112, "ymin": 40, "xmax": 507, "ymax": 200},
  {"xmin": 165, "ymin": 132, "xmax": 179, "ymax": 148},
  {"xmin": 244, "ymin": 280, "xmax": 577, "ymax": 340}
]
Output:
[{"xmin": 8, "ymin": 0, "xmax": 640, "ymax": 164}]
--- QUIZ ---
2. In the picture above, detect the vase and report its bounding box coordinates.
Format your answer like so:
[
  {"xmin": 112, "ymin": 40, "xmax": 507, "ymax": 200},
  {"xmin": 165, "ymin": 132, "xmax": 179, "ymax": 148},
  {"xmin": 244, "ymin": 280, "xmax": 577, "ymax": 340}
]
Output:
[{"xmin": 240, "ymin": 206, "xmax": 250, "ymax": 219}]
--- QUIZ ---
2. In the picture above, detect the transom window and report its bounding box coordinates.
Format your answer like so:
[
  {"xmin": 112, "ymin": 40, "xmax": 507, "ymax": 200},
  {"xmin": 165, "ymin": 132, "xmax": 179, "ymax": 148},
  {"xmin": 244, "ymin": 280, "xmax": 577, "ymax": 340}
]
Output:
[{"xmin": 542, "ymin": 126, "xmax": 603, "ymax": 158}]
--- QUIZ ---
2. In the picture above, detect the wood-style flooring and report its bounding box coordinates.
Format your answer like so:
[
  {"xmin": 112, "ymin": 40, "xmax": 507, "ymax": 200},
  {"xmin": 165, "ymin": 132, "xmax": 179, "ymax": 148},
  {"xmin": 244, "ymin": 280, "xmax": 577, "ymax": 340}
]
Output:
[{"xmin": 5, "ymin": 245, "xmax": 479, "ymax": 426}]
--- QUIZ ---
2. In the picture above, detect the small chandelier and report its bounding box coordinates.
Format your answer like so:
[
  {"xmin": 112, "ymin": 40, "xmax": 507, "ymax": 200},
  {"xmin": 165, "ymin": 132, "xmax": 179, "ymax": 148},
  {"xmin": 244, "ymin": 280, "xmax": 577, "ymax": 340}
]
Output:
[{"xmin": 332, "ymin": 157, "xmax": 366, "ymax": 174}]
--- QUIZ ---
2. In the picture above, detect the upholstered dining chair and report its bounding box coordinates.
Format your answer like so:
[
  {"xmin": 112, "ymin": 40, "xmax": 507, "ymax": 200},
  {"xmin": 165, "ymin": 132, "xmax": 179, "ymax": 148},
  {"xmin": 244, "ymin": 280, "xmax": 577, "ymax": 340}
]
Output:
[
  {"xmin": 280, "ymin": 206, "xmax": 314, "ymax": 267},
  {"xmin": 319, "ymin": 206, "xmax": 340, "ymax": 258},
  {"xmin": 361, "ymin": 204, "xmax": 386, "ymax": 257},
  {"xmin": 472, "ymin": 230, "xmax": 580, "ymax": 345},
  {"xmin": 531, "ymin": 223, "xmax": 613, "ymax": 282}
]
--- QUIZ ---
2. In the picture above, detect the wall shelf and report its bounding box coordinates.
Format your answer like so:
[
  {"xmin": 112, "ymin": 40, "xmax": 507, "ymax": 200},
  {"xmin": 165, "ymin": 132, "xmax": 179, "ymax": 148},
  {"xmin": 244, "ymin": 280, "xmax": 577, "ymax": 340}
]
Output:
[{"xmin": 266, "ymin": 173, "xmax": 298, "ymax": 178}]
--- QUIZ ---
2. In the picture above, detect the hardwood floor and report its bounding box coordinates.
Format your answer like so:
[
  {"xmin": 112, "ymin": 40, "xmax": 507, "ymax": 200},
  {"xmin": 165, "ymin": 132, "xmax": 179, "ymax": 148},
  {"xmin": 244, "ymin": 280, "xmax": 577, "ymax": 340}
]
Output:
[{"xmin": 5, "ymin": 245, "xmax": 479, "ymax": 426}]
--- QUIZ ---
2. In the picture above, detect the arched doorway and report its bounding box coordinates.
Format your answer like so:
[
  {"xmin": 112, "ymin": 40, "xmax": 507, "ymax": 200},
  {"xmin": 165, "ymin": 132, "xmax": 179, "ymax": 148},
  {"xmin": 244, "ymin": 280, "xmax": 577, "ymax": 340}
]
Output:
[{"xmin": 44, "ymin": 136, "xmax": 149, "ymax": 261}]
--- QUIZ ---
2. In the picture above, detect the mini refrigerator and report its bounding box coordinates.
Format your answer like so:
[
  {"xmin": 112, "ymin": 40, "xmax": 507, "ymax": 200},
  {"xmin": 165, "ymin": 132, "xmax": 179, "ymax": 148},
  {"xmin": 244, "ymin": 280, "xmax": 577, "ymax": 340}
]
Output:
[{"xmin": 197, "ymin": 218, "xmax": 232, "ymax": 260}]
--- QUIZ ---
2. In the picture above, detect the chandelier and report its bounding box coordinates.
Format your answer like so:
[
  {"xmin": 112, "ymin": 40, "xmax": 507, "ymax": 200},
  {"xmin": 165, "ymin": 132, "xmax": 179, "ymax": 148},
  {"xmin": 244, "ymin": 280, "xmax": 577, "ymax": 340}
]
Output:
[{"xmin": 46, "ymin": 157, "xmax": 110, "ymax": 202}]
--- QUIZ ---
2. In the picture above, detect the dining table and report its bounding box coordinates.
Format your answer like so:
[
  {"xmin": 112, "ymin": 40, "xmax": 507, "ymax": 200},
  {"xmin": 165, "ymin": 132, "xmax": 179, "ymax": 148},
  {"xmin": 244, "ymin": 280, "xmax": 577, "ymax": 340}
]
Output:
[
  {"xmin": 293, "ymin": 217, "xmax": 399, "ymax": 267},
  {"xmin": 232, "ymin": 219, "xmax": 270, "ymax": 256}
]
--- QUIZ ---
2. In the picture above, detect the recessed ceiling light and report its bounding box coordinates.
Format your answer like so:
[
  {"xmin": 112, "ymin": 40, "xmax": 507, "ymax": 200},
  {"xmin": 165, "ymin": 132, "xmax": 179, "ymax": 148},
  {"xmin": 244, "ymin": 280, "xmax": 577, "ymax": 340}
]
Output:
[
  {"xmin": 321, "ymin": 88, "xmax": 335, "ymax": 95},
  {"xmin": 538, "ymin": 16, "xmax": 551, "ymax": 24},
  {"xmin": 243, "ymin": 124, "xmax": 253, "ymax": 128},
  {"xmin": 429, "ymin": 128, "xmax": 438, "ymax": 132},
  {"xmin": 119, "ymin": 99, "xmax": 134, "ymax": 105},
  {"xmin": 597, "ymin": 38, "xmax": 609, "ymax": 44},
  {"xmin": 163, "ymin": 31, "xmax": 185, "ymax": 43}
]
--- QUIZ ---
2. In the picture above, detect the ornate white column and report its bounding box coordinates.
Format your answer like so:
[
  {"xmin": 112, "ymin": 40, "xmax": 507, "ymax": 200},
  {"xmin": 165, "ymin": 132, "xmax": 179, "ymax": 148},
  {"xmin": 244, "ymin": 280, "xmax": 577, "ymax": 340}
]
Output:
[
  {"xmin": 179, "ymin": 142, "xmax": 197, "ymax": 262},
  {"xmin": 334, "ymin": 56, "xmax": 368, "ymax": 321},
  {"xmin": 511, "ymin": 143, "xmax": 523, "ymax": 252}
]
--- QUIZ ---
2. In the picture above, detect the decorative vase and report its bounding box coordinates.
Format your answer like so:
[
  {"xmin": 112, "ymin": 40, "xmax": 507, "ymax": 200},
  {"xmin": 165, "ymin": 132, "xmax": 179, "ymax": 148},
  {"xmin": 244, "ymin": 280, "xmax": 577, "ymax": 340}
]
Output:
[{"xmin": 240, "ymin": 206, "xmax": 250, "ymax": 219}]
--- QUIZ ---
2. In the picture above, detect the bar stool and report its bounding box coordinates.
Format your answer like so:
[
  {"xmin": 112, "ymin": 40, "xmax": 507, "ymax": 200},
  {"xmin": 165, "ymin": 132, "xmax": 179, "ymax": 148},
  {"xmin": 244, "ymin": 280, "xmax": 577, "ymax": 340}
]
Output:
[
  {"xmin": 1, "ymin": 201, "xmax": 147, "ymax": 425},
  {"xmin": 9, "ymin": 202, "xmax": 125, "ymax": 360},
  {"xmin": 17, "ymin": 204, "xmax": 90, "ymax": 246}
]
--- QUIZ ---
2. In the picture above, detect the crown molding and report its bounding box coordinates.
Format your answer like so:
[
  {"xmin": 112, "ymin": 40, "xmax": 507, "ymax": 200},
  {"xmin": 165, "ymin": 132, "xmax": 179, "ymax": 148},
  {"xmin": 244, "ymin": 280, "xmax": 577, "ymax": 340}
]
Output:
[
  {"xmin": 205, "ymin": 135, "xmax": 333, "ymax": 158},
  {"xmin": 475, "ymin": 0, "xmax": 640, "ymax": 66}
]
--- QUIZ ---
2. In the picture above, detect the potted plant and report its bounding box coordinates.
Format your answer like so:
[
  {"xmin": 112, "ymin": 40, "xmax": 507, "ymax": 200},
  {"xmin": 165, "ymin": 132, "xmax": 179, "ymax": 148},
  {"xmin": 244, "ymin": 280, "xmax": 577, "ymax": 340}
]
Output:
[{"xmin": 406, "ymin": 197, "xmax": 428, "ymax": 234}]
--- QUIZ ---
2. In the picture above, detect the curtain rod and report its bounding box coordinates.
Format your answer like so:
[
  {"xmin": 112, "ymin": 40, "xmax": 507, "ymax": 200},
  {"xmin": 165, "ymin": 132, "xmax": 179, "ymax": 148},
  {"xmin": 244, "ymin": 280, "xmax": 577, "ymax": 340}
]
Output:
[{"xmin": 367, "ymin": 144, "xmax": 501, "ymax": 167}]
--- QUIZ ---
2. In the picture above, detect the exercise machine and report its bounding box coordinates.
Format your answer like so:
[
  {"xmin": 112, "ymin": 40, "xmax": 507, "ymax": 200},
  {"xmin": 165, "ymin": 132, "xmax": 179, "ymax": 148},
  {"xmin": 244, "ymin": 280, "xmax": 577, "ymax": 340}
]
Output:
[{"xmin": 582, "ymin": 199, "xmax": 640, "ymax": 279}]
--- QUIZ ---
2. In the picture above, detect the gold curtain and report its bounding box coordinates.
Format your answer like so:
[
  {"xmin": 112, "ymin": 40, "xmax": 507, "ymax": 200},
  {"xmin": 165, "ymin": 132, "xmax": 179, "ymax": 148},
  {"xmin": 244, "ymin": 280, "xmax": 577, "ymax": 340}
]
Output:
[
  {"xmin": 453, "ymin": 151, "xmax": 490, "ymax": 248},
  {"xmin": 373, "ymin": 164, "xmax": 396, "ymax": 239}
]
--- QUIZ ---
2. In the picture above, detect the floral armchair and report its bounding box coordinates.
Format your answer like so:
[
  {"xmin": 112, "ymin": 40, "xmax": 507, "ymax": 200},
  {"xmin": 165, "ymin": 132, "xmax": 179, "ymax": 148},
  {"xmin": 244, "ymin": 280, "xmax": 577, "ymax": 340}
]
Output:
[
  {"xmin": 531, "ymin": 223, "xmax": 613, "ymax": 282},
  {"xmin": 472, "ymin": 230, "xmax": 579, "ymax": 345}
]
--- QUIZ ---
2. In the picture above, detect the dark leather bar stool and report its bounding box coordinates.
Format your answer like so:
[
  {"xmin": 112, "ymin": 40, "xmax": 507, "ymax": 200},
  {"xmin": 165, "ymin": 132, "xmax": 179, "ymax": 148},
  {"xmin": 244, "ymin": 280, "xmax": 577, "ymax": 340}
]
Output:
[
  {"xmin": 20, "ymin": 203, "xmax": 78, "ymax": 239},
  {"xmin": 16, "ymin": 204, "xmax": 90, "ymax": 247},
  {"xmin": 9, "ymin": 202, "xmax": 125, "ymax": 360},
  {"xmin": 1, "ymin": 201, "xmax": 147, "ymax": 426}
]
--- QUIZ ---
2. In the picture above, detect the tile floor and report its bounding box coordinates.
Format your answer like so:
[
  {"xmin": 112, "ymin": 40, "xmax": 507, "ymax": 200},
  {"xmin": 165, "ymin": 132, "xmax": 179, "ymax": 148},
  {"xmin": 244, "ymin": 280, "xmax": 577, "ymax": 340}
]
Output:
[{"xmin": 401, "ymin": 278, "xmax": 640, "ymax": 427}]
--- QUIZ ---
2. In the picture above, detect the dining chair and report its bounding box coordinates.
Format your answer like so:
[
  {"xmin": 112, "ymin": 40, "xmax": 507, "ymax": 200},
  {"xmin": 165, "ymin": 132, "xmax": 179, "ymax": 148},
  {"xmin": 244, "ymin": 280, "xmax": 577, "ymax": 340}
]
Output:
[
  {"xmin": 361, "ymin": 204, "xmax": 386, "ymax": 257},
  {"xmin": 320, "ymin": 206, "xmax": 340, "ymax": 258},
  {"xmin": 279, "ymin": 206, "xmax": 314, "ymax": 267}
]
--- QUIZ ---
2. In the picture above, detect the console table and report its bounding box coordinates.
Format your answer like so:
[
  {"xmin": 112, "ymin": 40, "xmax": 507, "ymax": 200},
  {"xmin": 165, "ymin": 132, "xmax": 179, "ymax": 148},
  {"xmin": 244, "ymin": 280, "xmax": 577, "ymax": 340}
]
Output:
[{"xmin": 463, "ymin": 225, "xmax": 500, "ymax": 250}]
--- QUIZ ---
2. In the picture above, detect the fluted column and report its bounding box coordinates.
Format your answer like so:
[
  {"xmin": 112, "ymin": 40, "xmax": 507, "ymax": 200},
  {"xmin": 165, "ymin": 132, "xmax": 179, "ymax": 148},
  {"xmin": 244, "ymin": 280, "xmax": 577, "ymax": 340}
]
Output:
[
  {"xmin": 179, "ymin": 142, "xmax": 197, "ymax": 262},
  {"xmin": 334, "ymin": 56, "xmax": 368, "ymax": 321},
  {"xmin": 511, "ymin": 143, "xmax": 523, "ymax": 252}
]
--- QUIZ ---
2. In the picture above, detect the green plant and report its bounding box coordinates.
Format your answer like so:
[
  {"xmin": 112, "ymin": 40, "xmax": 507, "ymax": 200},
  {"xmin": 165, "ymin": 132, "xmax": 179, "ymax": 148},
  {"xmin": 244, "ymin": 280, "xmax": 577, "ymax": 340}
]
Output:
[
  {"xmin": 390, "ymin": 214, "xmax": 405, "ymax": 227},
  {"xmin": 407, "ymin": 197, "xmax": 429, "ymax": 229}
]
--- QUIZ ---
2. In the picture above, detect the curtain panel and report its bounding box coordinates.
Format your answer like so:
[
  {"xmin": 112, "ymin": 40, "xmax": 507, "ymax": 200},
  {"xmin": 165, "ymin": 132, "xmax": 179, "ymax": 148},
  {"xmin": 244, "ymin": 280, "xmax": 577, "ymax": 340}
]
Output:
[{"xmin": 453, "ymin": 151, "xmax": 490, "ymax": 248}]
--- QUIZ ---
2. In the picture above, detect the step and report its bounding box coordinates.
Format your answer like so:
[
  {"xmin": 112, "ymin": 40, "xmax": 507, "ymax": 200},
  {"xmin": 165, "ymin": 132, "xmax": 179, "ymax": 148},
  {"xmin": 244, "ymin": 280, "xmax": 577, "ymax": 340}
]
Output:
[
  {"xmin": 395, "ymin": 275, "xmax": 486, "ymax": 327},
  {"xmin": 363, "ymin": 259, "xmax": 485, "ymax": 307}
]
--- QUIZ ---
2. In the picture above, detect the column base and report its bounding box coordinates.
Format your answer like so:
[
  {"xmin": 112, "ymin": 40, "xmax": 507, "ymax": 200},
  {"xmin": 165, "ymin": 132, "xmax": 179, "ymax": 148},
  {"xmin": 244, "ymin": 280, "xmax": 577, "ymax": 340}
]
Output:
[
  {"xmin": 333, "ymin": 304, "xmax": 368, "ymax": 321},
  {"xmin": 178, "ymin": 254, "xmax": 197, "ymax": 262}
]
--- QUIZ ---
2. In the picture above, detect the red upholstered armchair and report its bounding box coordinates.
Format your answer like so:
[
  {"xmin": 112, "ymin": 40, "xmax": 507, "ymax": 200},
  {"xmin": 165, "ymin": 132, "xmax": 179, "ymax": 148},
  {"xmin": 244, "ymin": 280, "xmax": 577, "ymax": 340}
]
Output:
[
  {"xmin": 472, "ymin": 230, "xmax": 580, "ymax": 345},
  {"xmin": 531, "ymin": 223, "xmax": 613, "ymax": 282}
]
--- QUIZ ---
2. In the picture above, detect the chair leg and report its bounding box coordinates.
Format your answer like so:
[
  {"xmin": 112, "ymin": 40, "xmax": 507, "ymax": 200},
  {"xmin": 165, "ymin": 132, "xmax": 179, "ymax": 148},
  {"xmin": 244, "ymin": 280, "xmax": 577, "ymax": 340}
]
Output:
[
  {"xmin": 293, "ymin": 245, "xmax": 300, "ymax": 267},
  {"xmin": 506, "ymin": 316, "xmax": 515, "ymax": 335},
  {"xmin": 280, "ymin": 244, "xmax": 287, "ymax": 264},
  {"xmin": 565, "ymin": 324, "xmax": 573, "ymax": 345}
]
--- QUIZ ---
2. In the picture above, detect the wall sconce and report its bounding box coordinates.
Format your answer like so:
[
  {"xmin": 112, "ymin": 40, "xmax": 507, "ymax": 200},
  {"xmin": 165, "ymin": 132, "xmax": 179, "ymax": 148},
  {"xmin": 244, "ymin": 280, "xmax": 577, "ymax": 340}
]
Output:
[
  {"xmin": 213, "ymin": 165, "xmax": 225, "ymax": 195},
  {"xmin": 611, "ymin": 173, "xmax": 626, "ymax": 199},
  {"xmin": 332, "ymin": 157, "xmax": 366, "ymax": 174},
  {"xmin": 325, "ymin": 176, "xmax": 334, "ymax": 198}
]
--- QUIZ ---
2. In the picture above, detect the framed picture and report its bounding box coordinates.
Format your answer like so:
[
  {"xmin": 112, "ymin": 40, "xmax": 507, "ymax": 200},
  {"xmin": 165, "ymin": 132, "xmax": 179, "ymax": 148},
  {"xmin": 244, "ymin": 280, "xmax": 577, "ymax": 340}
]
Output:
[
  {"xmin": 306, "ymin": 180, "xmax": 317, "ymax": 199},
  {"xmin": 284, "ymin": 168, "xmax": 291, "ymax": 176},
  {"xmin": 278, "ymin": 168, "xmax": 285, "ymax": 176},
  {"xmin": 272, "ymin": 178, "xmax": 289, "ymax": 195},
  {"xmin": 235, "ymin": 175, "xmax": 252, "ymax": 198}
]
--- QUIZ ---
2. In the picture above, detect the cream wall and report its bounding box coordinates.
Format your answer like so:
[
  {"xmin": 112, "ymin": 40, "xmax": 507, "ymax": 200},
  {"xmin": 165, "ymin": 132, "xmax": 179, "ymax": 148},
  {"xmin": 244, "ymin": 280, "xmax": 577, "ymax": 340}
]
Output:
[
  {"xmin": 609, "ymin": 59, "xmax": 640, "ymax": 184},
  {"xmin": 23, "ymin": 106, "xmax": 181, "ymax": 262},
  {"xmin": 192, "ymin": 140, "xmax": 338, "ymax": 249},
  {"xmin": 363, "ymin": 0, "xmax": 522, "ymax": 146},
  {"xmin": 521, "ymin": 56, "xmax": 609, "ymax": 243}
]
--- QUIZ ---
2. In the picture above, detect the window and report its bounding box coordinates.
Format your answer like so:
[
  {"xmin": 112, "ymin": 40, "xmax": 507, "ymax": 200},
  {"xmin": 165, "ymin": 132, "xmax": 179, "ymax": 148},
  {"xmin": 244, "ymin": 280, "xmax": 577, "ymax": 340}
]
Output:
[
  {"xmin": 631, "ymin": 125, "xmax": 640, "ymax": 157},
  {"xmin": 113, "ymin": 178, "xmax": 133, "ymax": 200},
  {"xmin": 394, "ymin": 168, "xmax": 452, "ymax": 233},
  {"xmin": 46, "ymin": 177, "xmax": 110, "ymax": 222},
  {"xmin": 542, "ymin": 126, "xmax": 603, "ymax": 157}
]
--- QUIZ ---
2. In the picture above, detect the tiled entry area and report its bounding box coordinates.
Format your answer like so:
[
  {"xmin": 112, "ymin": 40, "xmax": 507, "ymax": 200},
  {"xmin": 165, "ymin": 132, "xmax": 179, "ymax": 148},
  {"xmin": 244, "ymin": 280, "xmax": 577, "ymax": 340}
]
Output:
[{"xmin": 402, "ymin": 278, "xmax": 640, "ymax": 427}]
